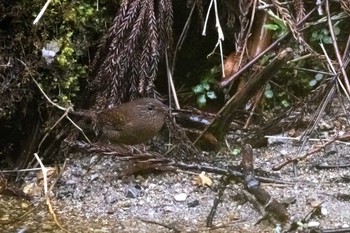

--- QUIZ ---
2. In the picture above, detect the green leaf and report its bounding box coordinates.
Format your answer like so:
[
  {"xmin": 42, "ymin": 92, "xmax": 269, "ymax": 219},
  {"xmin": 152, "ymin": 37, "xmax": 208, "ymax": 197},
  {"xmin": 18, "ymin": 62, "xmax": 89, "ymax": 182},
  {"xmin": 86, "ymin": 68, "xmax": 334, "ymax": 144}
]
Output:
[
  {"xmin": 321, "ymin": 28, "xmax": 329, "ymax": 35},
  {"xmin": 192, "ymin": 84, "xmax": 205, "ymax": 94},
  {"xmin": 266, "ymin": 10, "xmax": 287, "ymax": 31},
  {"xmin": 281, "ymin": 100, "xmax": 290, "ymax": 107},
  {"xmin": 333, "ymin": 26, "xmax": 340, "ymax": 36},
  {"xmin": 322, "ymin": 36, "xmax": 332, "ymax": 44},
  {"xmin": 264, "ymin": 23, "xmax": 280, "ymax": 31},
  {"xmin": 315, "ymin": 73, "xmax": 323, "ymax": 81},
  {"xmin": 206, "ymin": 91, "xmax": 217, "ymax": 99},
  {"xmin": 231, "ymin": 148, "xmax": 241, "ymax": 156},
  {"xmin": 202, "ymin": 82, "xmax": 210, "ymax": 91},
  {"xmin": 197, "ymin": 94, "xmax": 207, "ymax": 107},
  {"xmin": 265, "ymin": 82, "xmax": 271, "ymax": 90},
  {"xmin": 311, "ymin": 31, "xmax": 319, "ymax": 39},
  {"xmin": 264, "ymin": 89, "xmax": 274, "ymax": 99},
  {"xmin": 210, "ymin": 66, "xmax": 219, "ymax": 74},
  {"xmin": 309, "ymin": 79, "xmax": 317, "ymax": 87}
]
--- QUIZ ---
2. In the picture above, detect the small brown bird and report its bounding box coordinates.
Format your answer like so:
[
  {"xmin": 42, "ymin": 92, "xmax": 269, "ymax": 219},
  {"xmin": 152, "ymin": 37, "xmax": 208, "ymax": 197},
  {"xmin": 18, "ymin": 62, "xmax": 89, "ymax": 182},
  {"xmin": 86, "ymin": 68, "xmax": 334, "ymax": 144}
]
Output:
[{"xmin": 73, "ymin": 98, "xmax": 167, "ymax": 145}]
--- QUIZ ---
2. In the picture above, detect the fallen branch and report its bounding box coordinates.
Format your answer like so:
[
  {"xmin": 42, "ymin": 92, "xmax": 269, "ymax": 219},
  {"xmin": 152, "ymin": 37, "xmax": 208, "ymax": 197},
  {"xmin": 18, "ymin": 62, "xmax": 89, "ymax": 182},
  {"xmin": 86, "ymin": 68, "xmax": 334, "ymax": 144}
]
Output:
[{"xmin": 272, "ymin": 134, "xmax": 350, "ymax": 171}]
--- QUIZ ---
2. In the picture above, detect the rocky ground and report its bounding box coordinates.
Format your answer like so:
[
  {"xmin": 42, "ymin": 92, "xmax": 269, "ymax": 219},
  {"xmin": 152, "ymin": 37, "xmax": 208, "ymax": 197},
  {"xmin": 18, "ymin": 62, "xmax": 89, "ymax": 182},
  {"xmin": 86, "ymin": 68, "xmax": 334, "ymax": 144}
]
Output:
[{"xmin": 1, "ymin": 98, "xmax": 350, "ymax": 233}]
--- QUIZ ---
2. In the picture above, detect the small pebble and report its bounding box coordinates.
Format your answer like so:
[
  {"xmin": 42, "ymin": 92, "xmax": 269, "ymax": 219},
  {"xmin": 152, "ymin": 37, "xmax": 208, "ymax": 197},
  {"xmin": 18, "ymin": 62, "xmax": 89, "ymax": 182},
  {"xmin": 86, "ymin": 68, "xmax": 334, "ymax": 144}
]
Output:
[
  {"xmin": 105, "ymin": 194, "xmax": 118, "ymax": 204},
  {"xmin": 125, "ymin": 186, "xmax": 142, "ymax": 198},
  {"xmin": 163, "ymin": 206, "xmax": 176, "ymax": 212},
  {"xmin": 174, "ymin": 193, "xmax": 187, "ymax": 202},
  {"xmin": 187, "ymin": 200, "xmax": 200, "ymax": 208},
  {"xmin": 307, "ymin": 221, "xmax": 320, "ymax": 228},
  {"xmin": 320, "ymin": 205, "xmax": 328, "ymax": 216}
]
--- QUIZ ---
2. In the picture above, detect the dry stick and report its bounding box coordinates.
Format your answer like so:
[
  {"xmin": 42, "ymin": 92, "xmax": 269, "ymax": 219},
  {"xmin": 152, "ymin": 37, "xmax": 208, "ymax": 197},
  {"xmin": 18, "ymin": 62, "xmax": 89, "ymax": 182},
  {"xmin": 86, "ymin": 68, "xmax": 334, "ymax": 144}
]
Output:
[
  {"xmin": 343, "ymin": 34, "xmax": 350, "ymax": 60},
  {"xmin": 239, "ymin": 0, "xmax": 257, "ymax": 66},
  {"xmin": 0, "ymin": 205, "xmax": 39, "ymax": 225},
  {"xmin": 320, "ymin": 23, "xmax": 349, "ymax": 101},
  {"xmin": 290, "ymin": 67, "xmax": 333, "ymax": 76},
  {"xmin": 338, "ymin": 39, "xmax": 350, "ymax": 125},
  {"xmin": 299, "ymin": 80, "xmax": 336, "ymax": 142},
  {"xmin": 31, "ymin": 78, "xmax": 91, "ymax": 232},
  {"xmin": 32, "ymin": 78, "xmax": 67, "ymax": 112},
  {"xmin": 296, "ymin": 39, "xmax": 345, "ymax": 171},
  {"xmin": 33, "ymin": 153, "xmax": 49, "ymax": 198},
  {"xmin": 1, "ymin": 168, "xmax": 43, "ymax": 173},
  {"xmin": 38, "ymin": 109, "xmax": 70, "ymax": 150},
  {"xmin": 219, "ymin": 6, "xmax": 317, "ymax": 88},
  {"xmin": 336, "ymin": 19, "xmax": 350, "ymax": 127},
  {"xmin": 325, "ymin": 0, "xmax": 350, "ymax": 96},
  {"xmin": 320, "ymin": 40, "xmax": 350, "ymax": 108},
  {"xmin": 302, "ymin": 12, "xmax": 348, "ymax": 32},
  {"xmin": 206, "ymin": 175, "xmax": 232, "ymax": 227},
  {"xmin": 49, "ymin": 159, "xmax": 68, "ymax": 193},
  {"xmin": 171, "ymin": 1, "xmax": 195, "ymax": 73},
  {"xmin": 203, "ymin": 0, "xmax": 225, "ymax": 75},
  {"xmin": 219, "ymin": 32, "xmax": 288, "ymax": 88},
  {"xmin": 34, "ymin": 153, "xmax": 70, "ymax": 233},
  {"xmin": 225, "ymin": 0, "xmax": 256, "ymax": 94},
  {"xmin": 272, "ymin": 134, "xmax": 350, "ymax": 171},
  {"xmin": 241, "ymin": 144, "xmax": 289, "ymax": 221},
  {"xmin": 244, "ymin": 88, "xmax": 264, "ymax": 128},
  {"xmin": 166, "ymin": 50, "xmax": 180, "ymax": 110},
  {"xmin": 33, "ymin": 0, "xmax": 52, "ymax": 24},
  {"xmin": 193, "ymin": 8, "xmax": 317, "ymax": 143},
  {"xmin": 26, "ymin": 108, "xmax": 72, "ymax": 172},
  {"xmin": 170, "ymin": 2, "xmax": 195, "ymax": 109},
  {"xmin": 167, "ymin": 2, "xmax": 195, "ymax": 110},
  {"xmin": 74, "ymin": 141, "xmax": 292, "ymax": 184},
  {"xmin": 32, "ymin": 78, "xmax": 91, "ymax": 143},
  {"xmin": 195, "ymin": 8, "xmax": 318, "ymax": 144},
  {"xmin": 137, "ymin": 218, "xmax": 181, "ymax": 233},
  {"xmin": 194, "ymin": 47, "xmax": 292, "ymax": 144},
  {"xmin": 298, "ymin": 34, "xmax": 347, "ymax": 151}
]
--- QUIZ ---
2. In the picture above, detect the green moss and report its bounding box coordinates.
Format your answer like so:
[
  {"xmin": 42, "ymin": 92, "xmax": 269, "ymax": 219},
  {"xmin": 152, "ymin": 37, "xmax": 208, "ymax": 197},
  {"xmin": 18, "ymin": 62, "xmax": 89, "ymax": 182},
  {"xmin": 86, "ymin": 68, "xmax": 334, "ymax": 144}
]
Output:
[{"xmin": 29, "ymin": 0, "xmax": 113, "ymax": 105}]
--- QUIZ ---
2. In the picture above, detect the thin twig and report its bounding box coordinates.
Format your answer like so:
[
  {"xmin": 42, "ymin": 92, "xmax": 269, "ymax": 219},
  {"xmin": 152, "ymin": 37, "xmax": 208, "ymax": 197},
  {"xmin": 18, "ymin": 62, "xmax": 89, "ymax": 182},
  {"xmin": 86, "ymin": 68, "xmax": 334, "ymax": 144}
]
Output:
[
  {"xmin": 49, "ymin": 159, "xmax": 67, "ymax": 193},
  {"xmin": 238, "ymin": 0, "xmax": 257, "ymax": 66},
  {"xmin": 168, "ymin": 2, "xmax": 196, "ymax": 110},
  {"xmin": 34, "ymin": 153, "xmax": 49, "ymax": 195},
  {"xmin": 32, "ymin": 78, "xmax": 91, "ymax": 143},
  {"xmin": 220, "ymin": 7, "xmax": 317, "ymax": 87},
  {"xmin": 66, "ymin": 116, "xmax": 91, "ymax": 143},
  {"xmin": 171, "ymin": 2, "xmax": 195, "ymax": 75},
  {"xmin": 37, "ymin": 109, "xmax": 70, "ymax": 152},
  {"xmin": 33, "ymin": 0, "xmax": 52, "ymax": 24},
  {"xmin": 202, "ymin": 0, "xmax": 225, "ymax": 76},
  {"xmin": 325, "ymin": 0, "xmax": 350, "ymax": 95},
  {"xmin": 272, "ymin": 134, "xmax": 350, "ymax": 171},
  {"xmin": 166, "ymin": 49, "xmax": 180, "ymax": 110},
  {"xmin": 34, "ymin": 153, "xmax": 70, "ymax": 232},
  {"xmin": 343, "ymin": 35, "xmax": 350, "ymax": 60},
  {"xmin": 137, "ymin": 218, "xmax": 181, "ymax": 233},
  {"xmin": 320, "ymin": 43, "xmax": 350, "ymax": 100},
  {"xmin": 32, "ymin": 78, "xmax": 69, "ymax": 112}
]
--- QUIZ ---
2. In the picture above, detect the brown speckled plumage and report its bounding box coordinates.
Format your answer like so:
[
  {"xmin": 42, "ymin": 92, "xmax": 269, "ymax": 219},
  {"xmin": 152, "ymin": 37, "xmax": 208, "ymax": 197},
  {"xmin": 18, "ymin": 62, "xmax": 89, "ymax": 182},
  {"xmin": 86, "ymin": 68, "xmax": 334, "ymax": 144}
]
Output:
[{"xmin": 74, "ymin": 98, "xmax": 167, "ymax": 145}]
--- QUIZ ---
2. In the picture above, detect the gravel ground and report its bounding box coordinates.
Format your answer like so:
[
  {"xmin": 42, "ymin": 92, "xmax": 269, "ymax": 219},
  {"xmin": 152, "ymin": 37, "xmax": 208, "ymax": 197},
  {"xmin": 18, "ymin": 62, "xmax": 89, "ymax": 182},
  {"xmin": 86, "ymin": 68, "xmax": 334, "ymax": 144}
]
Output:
[{"xmin": 2, "ymin": 100, "xmax": 350, "ymax": 233}]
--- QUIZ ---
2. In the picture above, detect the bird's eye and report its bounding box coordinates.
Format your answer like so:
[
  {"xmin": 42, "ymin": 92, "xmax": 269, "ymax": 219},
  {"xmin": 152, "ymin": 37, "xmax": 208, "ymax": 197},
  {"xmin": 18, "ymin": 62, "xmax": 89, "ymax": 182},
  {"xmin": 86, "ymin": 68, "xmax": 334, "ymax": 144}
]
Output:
[{"xmin": 147, "ymin": 105, "xmax": 155, "ymax": 111}]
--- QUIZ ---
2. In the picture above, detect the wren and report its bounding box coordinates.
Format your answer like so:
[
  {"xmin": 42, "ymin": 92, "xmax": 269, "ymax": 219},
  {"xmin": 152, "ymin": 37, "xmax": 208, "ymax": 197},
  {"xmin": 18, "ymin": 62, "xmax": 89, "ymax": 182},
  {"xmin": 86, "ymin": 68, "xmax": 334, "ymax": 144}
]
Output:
[{"xmin": 73, "ymin": 98, "xmax": 167, "ymax": 145}]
